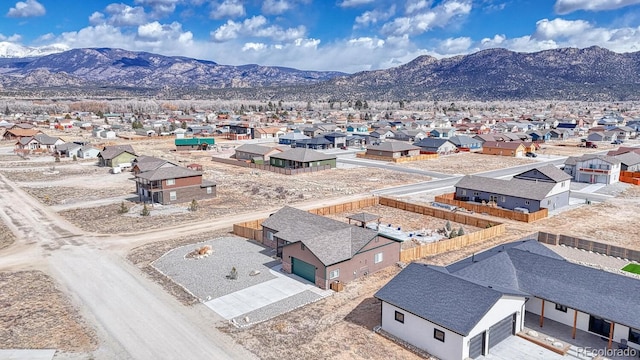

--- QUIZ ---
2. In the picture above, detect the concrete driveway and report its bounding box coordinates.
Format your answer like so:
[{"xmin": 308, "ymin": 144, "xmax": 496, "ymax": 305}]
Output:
[{"xmin": 477, "ymin": 336, "xmax": 565, "ymax": 360}]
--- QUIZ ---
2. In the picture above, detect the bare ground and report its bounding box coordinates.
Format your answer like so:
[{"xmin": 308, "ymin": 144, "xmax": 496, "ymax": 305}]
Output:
[
  {"xmin": 397, "ymin": 152, "xmax": 536, "ymax": 174},
  {"xmin": 0, "ymin": 271, "xmax": 98, "ymax": 353},
  {"xmin": 0, "ymin": 223, "xmax": 15, "ymax": 251}
]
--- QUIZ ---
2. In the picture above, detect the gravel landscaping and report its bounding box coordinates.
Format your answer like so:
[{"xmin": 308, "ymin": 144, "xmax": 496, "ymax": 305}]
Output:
[{"xmin": 152, "ymin": 237, "xmax": 280, "ymax": 300}]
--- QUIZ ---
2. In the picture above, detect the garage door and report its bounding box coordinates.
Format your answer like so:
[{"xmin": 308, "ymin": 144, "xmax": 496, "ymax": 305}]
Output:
[
  {"xmin": 291, "ymin": 257, "xmax": 315, "ymax": 284},
  {"xmin": 488, "ymin": 314, "xmax": 515, "ymax": 349},
  {"xmin": 468, "ymin": 332, "xmax": 485, "ymax": 358}
]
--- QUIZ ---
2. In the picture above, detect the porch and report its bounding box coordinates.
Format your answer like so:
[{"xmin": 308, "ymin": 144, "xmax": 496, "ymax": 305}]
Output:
[{"xmin": 523, "ymin": 312, "xmax": 638, "ymax": 359}]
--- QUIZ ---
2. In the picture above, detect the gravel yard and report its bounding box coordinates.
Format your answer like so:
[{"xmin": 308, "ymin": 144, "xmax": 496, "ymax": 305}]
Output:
[
  {"xmin": 0, "ymin": 271, "xmax": 97, "ymax": 353},
  {"xmin": 397, "ymin": 152, "xmax": 536, "ymax": 174},
  {"xmin": 152, "ymin": 237, "xmax": 279, "ymax": 300}
]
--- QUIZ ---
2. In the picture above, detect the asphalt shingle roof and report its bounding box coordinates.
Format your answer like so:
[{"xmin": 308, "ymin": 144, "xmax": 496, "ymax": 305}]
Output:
[
  {"xmin": 455, "ymin": 175, "xmax": 556, "ymax": 201},
  {"xmin": 269, "ymin": 148, "xmax": 336, "ymax": 162},
  {"xmin": 235, "ymin": 144, "xmax": 279, "ymax": 155},
  {"xmin": 564, "ymin": 154, "xmax": 621, "ymax": 166},
  {"xmin": 135, "ymin": 166, "xmax": 201, "ymax": 181},
  {"xmin": 367, "ymin": 141, "xmax": 421, "ymax": 152},
  {"xmin": 514, "ymin": 164, "xmax": 572, "ymax": 183},
  {"xmin": 99, "ymin": 145, "xmax": 136, "ymax": 160},
  {"xmin": 614, "ymin": 151, "xmax": 640, "ymax": 167},
  {"xmin": 374, "ymin": 263, "xmax": 503, "ymax": 336}
]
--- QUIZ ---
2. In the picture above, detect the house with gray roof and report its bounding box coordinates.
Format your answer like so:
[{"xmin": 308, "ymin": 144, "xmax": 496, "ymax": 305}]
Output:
[
  {"xmin": 15, "ymin": 133, "xmax": 64, "ymax": 154},
  {"xmin": 234, "ymin": 144, "xmax": 283, "ymax": 163},
  {"xmin": 269, "ymin": 148, "xmax": 336, "ymax": 169},
  {"xmin": 261, "ymin": 206, "xmax": 401, "ymax": 289},
  {"xmin": 134, "ymin": 165, "xmax": 215, "ymax": 205},
  {"xmin": 413, "ymin": 138, "xmax": 457, "ymax": 155},
  {"xmin": 454, "ymin": 165, "xmax": 571, "ymax": 212},
  {"xmin": 563, "ymin": 154, "xmax": 621, "ymax": 184},
  {"xmin": 449, "ymin": 135, "xmax": 482, "ymax": 151},
  {"xmin": 375, "ymin": 240, "xmax": 640, "ymax": 360},
  {"xmin": 98, "ymin": 145, "xmax": 137, "ymax": 167},
  {"xmin": 278, "ymin": 131, "xmax": 310, "ymax": 146},
  {"xmin": 364, "ymin": 141, "xmax": 421, "ymax": 160},
  {"xmin": 613, "ymin": 151, "xmax": 640, "ymax": 172}
]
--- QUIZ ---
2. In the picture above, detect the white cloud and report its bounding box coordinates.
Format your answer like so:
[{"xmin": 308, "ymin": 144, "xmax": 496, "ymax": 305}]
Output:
[
  {"xmin": 242, "ymin": 42, "xmax": 267, "ymax": 51},
  {"xmin": 405, "ymin": 0, "xmax": 430, "ymax": 14},
  {"xmin": 533, "ymin": 18, "xmax": 592, "ymax": 40},
  {"xmin": 134, "ymin": 0, "xmax": 180, "ymax": 17},
  {"xmin": 98, "ymin": 4, "xmax": 149, "ymax": 26},
  {"xmin": 347, "ymin": 37, "xmax": 385, "ymax": 49},
  {"xmin": 7, "ymin": 0, "xmax": 45, "ymax": 18},
  {"xmin": 354, "ymin": 5, "xmax": 396, "ymax": 27},
  {"xmin": 554, "ymin": 0, "xmax": 640, "ymax": 15},
  {"xmin": 0, "ymin": 33, "xmax": 22, "ymax": 42},
  {"xmin": 437, "ymin": 37, "xmax": 472, "ymax": 54},
  {"xmin": 210, "ymin": 0, "xmax": 245, "ymax": 19},
  {"xmin": 262, "ymin": 0, "xmax": 291, "ymax": 14},
  {"xmin": 381, "ymin": 0, "xmax": 472, "ymax": 37},
  {"xmin": 210, "ymin": 15, "xmax": 306, "ymax": 42},
  {"xmin": 339, "ymin": 0, "xmax": 375, "ymax": 7}
]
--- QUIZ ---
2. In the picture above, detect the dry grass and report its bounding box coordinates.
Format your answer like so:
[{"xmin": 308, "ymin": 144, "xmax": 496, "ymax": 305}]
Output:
[
  {"xmin": 397, "ymin": 152, "xmax": 536, "ymax": 174},
  {"xmin": 0, "ymin": 271, "xmax": 97, "ymax": 352},
  {"xmin": 0, "ymin": 223, "xmax": 15, "ymax": 251}
]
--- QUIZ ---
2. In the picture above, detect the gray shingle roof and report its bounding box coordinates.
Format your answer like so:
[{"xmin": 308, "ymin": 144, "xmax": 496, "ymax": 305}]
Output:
[
  {"xmin": 514, "ymin": 164, "xmax": 572, "ymax": 183},
  {"xmin": 99, "ymin": 145, "xmax": 136, "ymax": 160},
  {"xmin": 455, "ymin": 175, "xmax": 556, "ymax": 201},
  {"xmin": 262, "ymin": 206, "xmax": 379, "ymax": 265},
  {"xmin": 564, "ymin": 154, "xmax": 621, "ymax": 166},
  {"xmin": 367, "ymin": 141, "xmax": 421, "ymax": 152},
  {"xmin": 413, "ymin": 138, "xmax": 453, "ymax": 149},
  {"xmin": 447, "ymin": 240, "xmax": 640, "ymax": 331},
  {"xmin": 449, "ymin": 135, "xmax": 480, "ymax": 147},
  {"xmin": 235, "ymin": 144, "xmax": 279, "ymax": 156},
  {"xmin": 269, "ymin": 148, "xmax": 336, "ymax": 162},
  {"xmin": 135, "ymin": 166, "xmax": 201, "ymax": 181},
  {"xmin": 614, "ymin": 151, "xmax": 640, "ymax": 167},
  {"xmin": 374, "ymin": 263, "xmax": 503, "ymax": 336}
]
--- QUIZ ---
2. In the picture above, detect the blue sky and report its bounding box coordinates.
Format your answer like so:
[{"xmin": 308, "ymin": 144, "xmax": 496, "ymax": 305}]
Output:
[{"xmin": 2, "ymin": 0, "xmax": 640, "ymax": 73}]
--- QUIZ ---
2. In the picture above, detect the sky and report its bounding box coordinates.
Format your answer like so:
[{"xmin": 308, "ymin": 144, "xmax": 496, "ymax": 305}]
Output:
[{"xmin": 2, "ymin": 0, "xmax": 640, "ymax": 73}]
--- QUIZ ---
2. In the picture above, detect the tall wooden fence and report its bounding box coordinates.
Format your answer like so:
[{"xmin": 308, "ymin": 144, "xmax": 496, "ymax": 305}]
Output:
[
  {"xmin": 537, "ymin": 231, "xmax": 640, "ymax": 262},
  {"xmin": 434, "ymin": 193, "xmax": 548, "ymax": 223},
  {"xmin": 620, "ymin": 171, "xmax": 640, "ymax": 185},
  {"xmin": 212, "ymin": 156, "xmax": 333, "ymax": 175}
]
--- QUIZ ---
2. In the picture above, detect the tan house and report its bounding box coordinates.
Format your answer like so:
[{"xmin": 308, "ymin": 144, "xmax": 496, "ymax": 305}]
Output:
[
  {"xmin": 364, "ymin": 141, "xmax": 421, "ymax": 159},
  {"xmin": 481, "ymin": 141, "xmax": 527, "ymax": 157},
  {"xmin": 261, "ymin": 206, "xmax": 401, "ymax": 290}
]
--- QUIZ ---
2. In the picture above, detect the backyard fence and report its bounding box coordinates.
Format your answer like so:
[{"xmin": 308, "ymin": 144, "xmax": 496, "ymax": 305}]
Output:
[
  {"xmin": 620, "ymin": 171, "xmax": 640, "ymax": 185},
  {"xmin": 211, "ymin": 156, "xmax": 333, "ymax": 175},
  {"xmin": 537, "ymin": 231, "xmax": 640, "ymax": 262},
  {"xmin": 356, "ymin": 153, "xmax": 438, "ymax": 163},
  {"xmin": 434, "ymin": 193, "xmax": 548, "ymax": 222}
]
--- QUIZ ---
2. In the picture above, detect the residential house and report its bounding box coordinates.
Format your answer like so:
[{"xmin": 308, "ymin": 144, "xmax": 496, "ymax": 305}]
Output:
[
  {"xmin": 261, "ymin": 206, "xmax": 401, "ymax": 289},
  {"xmin": 345, "ymin": 134, "xmax": 368, "ymax": 147},
  {"xmin": 454, "ymin": 165, "xmax": 571, "ymax": 212},
  {"xmin": 134, "ymin": 166, "xmax": 216, "ymax": 205},
  {"xmin": 252, "ymin": 127, "xmax": 284, "ymax": 140},
  {"xmin": 278, "ymin": 132, "xmax": 310, "ymax": 146},
  {"xmin": 323, "ymin": 132, "xmax": 347, "ymax": 148},
  {"xmin": 131, "ymin": 155, "xmax": 178, "ymax": 175},
  {"xmin": 448, "ymin": 135, "xmax": 482, "ymax": 152},
  {"xmin": 614, "ymin": 152, "xmax": 640, "ymax": 172},
  {"xmin": 563, "ymin": 154, "xmax": 621, "ymax": 184},
  {"xmin": 429, "ymin": 128, "xmax": 456, "ymax": 138},
  {"xmin": 175, "ymin": 138, "xmax": 215, "ymax": 151},
  {"xmin": 365, "ymin": 142, "xmax": 421, "ymax": 159},
  {"xmin": 227, "ymin": 123, "xmax": 251, "ymax": 140},
  {"xmin": 98, "ymin": 145, "xmax": 137, "ymax": 167},
  {"xmin": 413, "ymin": 138, "xmax": 457, "ymax": 155},
  {"xmin": 586, "ymin": 131, "xmax": 617, "ymax": 143},
  {"xmin": 294, "ymin": 136, "xmax": 333, "ymax": 150},
  {"xmin": 610, "ymin": 126, "xmax": 636, "ymax": 141},
  {"xmin": 3, "ymin": 128, "xmax": 42, "ymax": 141},
  {"xmin": 77, "ymin": 146, "xmax": 100, "ymax": 159},
  {"xmin": 269, "ymin": 148, "xmax": 336, "ymax": 169},
  {"xmin": 346, "ymin": 124, "xmax": 369, "ymax": 133},
  {"xmin": 234, "ymin": 144, "xmax": 283, "ymax": 163},
  {"xmin": 15, "ymin": 134, "xmax": 64, "ymax": 154},
  {"xmin": 526, "ymin": 130, "xmax": 551, "ymax": 143},
  {"xmin": 368, "ymin": 128, "xmax": 395, "ymax": 141},
  {"xmin": 55, "ymin": 142, "xmax": 82, "ymax": 158},
  {"xmin": 376, "ymin": 240, "xmax": 640, "ymax": 360},
  {"xmin": 481, "ymin": 141, "xmax": 527, "ymax": 157}
]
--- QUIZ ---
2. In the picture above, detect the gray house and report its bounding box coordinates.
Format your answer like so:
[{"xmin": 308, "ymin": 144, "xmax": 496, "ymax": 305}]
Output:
[
  {"xmin": 614, "ymin": 151, "xmax": 640, "ymax": 171},
  {"xmin": 413, "ymin": 138, "xmax": 457, "ymax": 155},
  {"xmin": 454, "ymin": 165, "xmax": 571, "ymax": 212}
]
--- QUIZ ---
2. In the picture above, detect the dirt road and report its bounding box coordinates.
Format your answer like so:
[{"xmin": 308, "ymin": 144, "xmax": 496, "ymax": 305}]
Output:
[{"xmin": 0, "ymin": 172, "xmax": 257, "ymax": 360}]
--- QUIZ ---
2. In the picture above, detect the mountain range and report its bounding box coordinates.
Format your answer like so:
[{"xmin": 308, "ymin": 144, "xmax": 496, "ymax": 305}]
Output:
[{"xmin": 1, "ymin": 44, "xmax": 640, "ymax": 101}]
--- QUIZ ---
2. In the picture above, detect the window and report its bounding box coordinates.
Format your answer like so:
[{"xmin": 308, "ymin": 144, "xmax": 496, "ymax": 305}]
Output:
[
  {"xmin": 629, "ymin": 328, "xmax": 640, "ymax": 344},
  {"xmin": 207, "ymin": 186, "xmax": 212, "ymax": 194},
  {"xmin": 525, "ymin": 200, "xmax": 530, "ymax": 205},
  {"xmin": 166, "ymin": 178, "xmax": 175, "ymax": 185},
  {"xmin": 169, "ymin": 191, "xmax": 176, "ymax": 201},
  {"xmin": 434, "ymin": 328, "xmax": 445, "ymax": 342},
  {"xmin": 501, "ymin": 196, "xmax": 506, "ymax": 202},
  {"xmin": 374, "ymin": 252, "xmax": 383, "ymax": 264},
  {"xmin": 329, "ymin": 269, "xmax": 340, "ymax": 279},
  {"xmin": 555, "ymin": 304, "xmax": 567, "ymax": 313},
  {"xmin": 267, "ymin": 232, "xmax": 274, "ymax": 241},
  {"xmin": 473, "ymin": 192, "xmax": 479, "ymax": 196},
  {"xmin": 461, "ymin": 190, "xmax": 467, "ymax": 196},
  {"xmin": 395, "ymin": 311, "xmax": 405, "ymax": 324}
]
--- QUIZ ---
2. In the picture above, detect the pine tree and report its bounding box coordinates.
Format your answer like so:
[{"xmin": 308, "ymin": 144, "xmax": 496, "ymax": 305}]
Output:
[
  {"xmin": 140, "ymin": 204, "xmax": 150, "ymax": 216},
  {"xmin": 449, "ymin": 229, "xmax": 458, "ymax": 238},
  {"xmin": 189, "ymin": 199, "xmax": 198, "ymax": 212},
  {"xmin": 4, "ymin": 105, "xmax": 10, "ymax": 116}
]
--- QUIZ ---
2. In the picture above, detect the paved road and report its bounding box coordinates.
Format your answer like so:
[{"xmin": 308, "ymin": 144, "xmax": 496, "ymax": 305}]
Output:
[
  {"xmin": 337, "ymin": 156, "xmax": 454, "ymax": 178},
  {"xmin": 0, "ymin": 172, "xmax": 257, "ymax": 360}
]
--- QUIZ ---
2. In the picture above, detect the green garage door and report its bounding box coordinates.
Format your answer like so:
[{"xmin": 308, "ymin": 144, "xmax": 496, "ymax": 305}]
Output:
[{"xmin": 291, "ymin": 257, "xmax": 316, "ymax": 283}]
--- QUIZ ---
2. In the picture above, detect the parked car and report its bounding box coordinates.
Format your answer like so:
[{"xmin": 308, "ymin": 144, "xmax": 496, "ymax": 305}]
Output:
[
  {"xmin": 612, "ymin": 139, "xmax": 624, "ymax": 145},
  {"xmin": 525, "ymin": 152, "xmax": 537, "ymax": 158}
]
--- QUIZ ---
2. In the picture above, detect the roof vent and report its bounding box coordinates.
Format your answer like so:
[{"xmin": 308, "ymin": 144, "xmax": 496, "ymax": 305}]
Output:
[{"xmin": 488, "ymin": 286, "xmax": 493, "ymax": 288}]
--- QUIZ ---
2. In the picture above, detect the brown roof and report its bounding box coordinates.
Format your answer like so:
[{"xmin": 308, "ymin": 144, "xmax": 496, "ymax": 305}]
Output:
[
  {"xmin": 5, "ymin": 128, "xmax": 41, "ymax": 137},
  {"xmin": 482, "ymin": 141, "xmax": 526, "ymax": 149},
  {"xmin": 135, "ymin": 166, "xmax": 202, "ymax": 181}
]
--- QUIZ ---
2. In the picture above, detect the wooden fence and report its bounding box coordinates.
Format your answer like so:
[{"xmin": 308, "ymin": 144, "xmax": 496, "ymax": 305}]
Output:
[
  {"xmin": 211, "ymin": 156, "xmax": 332, "ymax": 175},
  {"xmin": 537, "ymin": 232, "xmax": 640, "ymax": 262},
  {"xmin": 620, "ymin": 171, "xmax": 640, "ymax": 185},
  {"xmin": 356, "ymin": 153, "xmax": 438, "ymax": 163},
  {"xmin": 433, "ymin": 193, "xmax": 548, "ymax": 223}
]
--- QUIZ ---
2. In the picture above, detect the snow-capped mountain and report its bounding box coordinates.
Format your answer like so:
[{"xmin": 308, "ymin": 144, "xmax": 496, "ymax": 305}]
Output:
[{"xmin": 0, "ymin": 42, "xmax": 69, "ymax": 58}]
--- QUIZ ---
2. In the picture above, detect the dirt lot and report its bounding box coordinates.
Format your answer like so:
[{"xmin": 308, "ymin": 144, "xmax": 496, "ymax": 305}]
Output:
[
  {"xmin": 538, "ymin": 140, "xmax": 619, "ymax": 156},
  {"xmin": 397, "ymin": 152, "xmax": 536, "ymax": 174},
  {"xmin": 0, "ymin": 271, "xmax": 97, "ymax": 353},
  {"xmin": 0, "ymin": 223, "xmax": 15, "ymax": 251}
]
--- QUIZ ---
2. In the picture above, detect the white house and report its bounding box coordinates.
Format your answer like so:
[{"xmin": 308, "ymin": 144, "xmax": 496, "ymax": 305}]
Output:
[
  {"xmin": 376, "ymin": 240, "xmax": 640, "ymax": 359},
  {"xmin": 563, "ymin": 154, "xmax": 621, "ymax": 184}
]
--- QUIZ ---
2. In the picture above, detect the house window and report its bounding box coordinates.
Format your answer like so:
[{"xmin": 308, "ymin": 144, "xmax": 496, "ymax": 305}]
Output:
[
  {"xmin": 374, "ymin": 252, "xmax": 383, "ymax": 264},
  {"xmin": 461, "ymin": 190, "xmax": 467, "ymax": 196},
  {"xmin": 166, "ymin": 178, "xmax": 175, "ymax": 185},
  {"xmin": 501, "ymin": 196, "xmax": 506, "ymax": 202},
  {"xmin": 207, "ymin": 186, "xmax": 212, "ymax": 194},
  {"xmin": 555, "ymin": 304, "xmax": 568, "ymax": 313},
  {"xmin": 434, "ymin": 328, "xmax": 445, "ymax": 342},
  {"xmin": 525, "ymin": 200, "xmax": 530, "ymax": 205},
  {"xmin": 395, "ymin": 311, "xmax": 405, "ymax": 324},
  {"xmin": 629, "ymin": 328, "xmax": 640, "ymax": 344},
  {"xmin": 473, "ymin": 192, "xmax": 479, "ymax": 196},
  {"xmin": 329, "ymin": 269, "xmax": 340, "ymax": 279},
  {"xmin": 169, "ymin": 191, "xmax": 176, "ymax": 201},
  {"xmin": 267, "ymin": 232, "xmax": 274, "ymax": 241}
]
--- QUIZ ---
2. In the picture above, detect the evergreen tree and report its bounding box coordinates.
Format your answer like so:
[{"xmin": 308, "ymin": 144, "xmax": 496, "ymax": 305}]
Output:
[{"xmin": 4, "ymin": 105, "xmax": 10, "ymax": 116}]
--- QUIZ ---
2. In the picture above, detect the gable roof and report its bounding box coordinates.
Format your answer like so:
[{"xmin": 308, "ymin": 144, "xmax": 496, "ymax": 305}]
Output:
[
  {"xmin": 564, "ymin": 154, "xmax": 621, "ymax": 166},
  {"xmin": 270, "ymin": 148, "xmax": 336, "ymax": 162},
  {"xmin": 375, "ymin": 263, "xmax": 504, "ymax": 336},
  {"xmin": 134, "ymin": 165, "xmax": 201, "ymax": 181},
  {"xmin": 5, "ymin": 128, "xmax": 41, "ymax": 137},
  {"xmin": 514, "ymin": 164, "xmax": 572, "ymax": 183},
  {"xmin": 615, "ymin": 151, "xmax": 640, "ymax": 167},
  {"xmin": 449, "ymin": 135, "xmax": 481, "ymax": 147},
  {"xmin": 235, "ymin": 144, "xmax": 281, "ymax": 156},
  {"xmin": 262, "ymin": 206, "xmax": 380, "ymax": 265},
  {"xmin": 279, "ymin": 132, "xmax": 310, "ymax": 140},
  {"xmin": 481, "ymin": 141, "xmax": 526, "ymax": 149},
  {"xmin": 413, "ymin": 138, "xmax": 454, "ymax": 148},
  {"xmin": 99, "ymin": 145, "xmax": 136, "ymax": 160},
  {"xmin": 455, "ymin": 175, "xmax": 556, "ymax": 201},
  {"xmin": 367, "ymin": 141, "xmax": 421, "ymax": 152}
]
